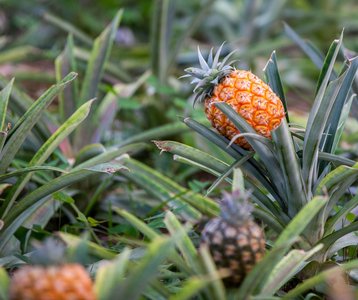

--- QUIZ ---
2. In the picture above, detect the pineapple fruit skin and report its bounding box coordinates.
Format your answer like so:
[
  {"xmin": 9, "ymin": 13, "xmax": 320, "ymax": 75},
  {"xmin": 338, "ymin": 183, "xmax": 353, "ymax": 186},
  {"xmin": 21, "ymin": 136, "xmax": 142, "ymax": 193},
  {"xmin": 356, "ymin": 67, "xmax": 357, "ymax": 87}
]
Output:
[
  {"xmin": 201, "ymin": 217, "xmax": 265, "ymax": 285},
  {"xmin": 9, "ymin": 264, "xmax": 96, "ymax": 300},
  {"xmin": 205, "ymin": 70, "xmax": 285, "ymax": 149}
]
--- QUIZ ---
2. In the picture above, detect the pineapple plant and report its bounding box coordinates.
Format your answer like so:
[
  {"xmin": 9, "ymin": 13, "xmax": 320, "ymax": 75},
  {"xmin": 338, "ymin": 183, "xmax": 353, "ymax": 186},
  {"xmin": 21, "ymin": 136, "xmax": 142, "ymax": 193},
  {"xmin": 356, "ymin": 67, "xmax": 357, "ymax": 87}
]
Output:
[
  {"xmin": 156, "ymin": 28, "xmax": 358, "ymax": 298},
  {"xmin": 201, "ymin": 190, "xmax": 265, "ymax": 285},
  {"xmin": 9, "ymin": 239, "xmax": 96, "ymax": 300},
  {"xmin": 183, "ymin": 44, "xmax": 285, "ymax": 149}
]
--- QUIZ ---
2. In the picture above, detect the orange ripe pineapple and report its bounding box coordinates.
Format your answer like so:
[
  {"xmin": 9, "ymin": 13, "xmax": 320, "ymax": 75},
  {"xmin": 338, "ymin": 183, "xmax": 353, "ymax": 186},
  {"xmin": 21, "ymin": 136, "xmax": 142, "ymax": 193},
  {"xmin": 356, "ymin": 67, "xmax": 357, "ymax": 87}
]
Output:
[
  {"xmin": 9, "ymin": 239, "xmax": 96, "ymax": 300},
  {"xmin": 183, "ymin": 44, "xmax": 285, "ymax": 149},
  {"xmin": 9, "ymin": 264, "xmax": 96, "ymax": 300}
]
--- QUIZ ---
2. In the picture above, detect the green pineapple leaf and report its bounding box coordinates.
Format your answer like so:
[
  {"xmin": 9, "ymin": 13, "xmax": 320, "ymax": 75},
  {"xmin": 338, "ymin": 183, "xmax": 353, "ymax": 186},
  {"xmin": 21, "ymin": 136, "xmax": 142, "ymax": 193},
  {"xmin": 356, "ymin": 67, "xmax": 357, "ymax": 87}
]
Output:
[
  {"xmin": 0, "ymin": 79, "xmax": 14, "ymax": 153},
  {"xmin": 74, "ymin": 9, "xmax": 123, "ymax": 150},
  {"xmin": 263, "ymin": 50, "xmax": 288, "ymax": 122},
  {"xmin": 112, "ymin": 236, "xmax": 174, "ymax": 300},
  {"xmin": 260, "ymin": 245, "xmax": 323, "ymax": 296},
  {"xmin": 0, "ymin": 161, "xmax": 125, "ymax": 254},
  {"xmin": 58, "ymin": 232, "xmax": 117, "ymax": 260},
  {"xmin": 214, "ymin": 102, "xmax": 286, "ymax": 208},
  {"xmin": 284, "ymin": 22, "xmax": 325, "ymax": 70},
  {"xmin": 319, "ymin": 56, "xmax": 358, "ymax": 171},
  {"xmin": 113, "ymin": 207, "xmax": 159, "ymax": 241},
  {"xmin": 199, "ymin": 246, "xmax": 226, "ymax": 300},
  {"xmin": 121, "ymin": 157, "xmax": 209, "ymax": 220},
  {"xmin": 0, "ymin": 72, "xmax": 77, "ymax": 174},
  {"xmin": 55, "ymin": 34, "xmax": 79, "ymax": 123},
  {"xmin": 95, "ymin": 248, "xmax": 132, "ymax": 300},
  {"xmin": 302, "ymin": 33, "xmax": 342, "ymax": 196},
  {"xmin": 238, "ymin": 196, "xmax": 328, "ymax": 297},
  {"xmin": 283, "ymin": 259, "xmax": 358, "ymax": 299},
  {"xmin": 164, "ymin": 211, "xmax": 200, "ymax": 271},
  {"xmin": 271, "ymin": 119, "xmax": 307, "ymax": 217},
  {"xmin": 0, "ymin": 99, "xmax": 95, "ymax": 218},
  {"xmin": 325, "ymin": 194, "xmax": 358, "ymax": 234}
]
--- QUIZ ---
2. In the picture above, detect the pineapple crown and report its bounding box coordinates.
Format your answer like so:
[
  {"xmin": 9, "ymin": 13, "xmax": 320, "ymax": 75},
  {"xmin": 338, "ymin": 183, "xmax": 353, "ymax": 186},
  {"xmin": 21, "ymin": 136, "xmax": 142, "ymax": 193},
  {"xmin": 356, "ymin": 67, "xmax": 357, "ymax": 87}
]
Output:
[
  {"xmin": 30, "ymin": 237, "xmax": 66, "ymax": 266},
  {"xmin": 182, "ymin": 43, "xmax": 237, "ymax": 105},
  {"xmin": 29, "ymin": 236, "xmax": 91, "ymax": 266},
  {"xmin": 219, "ymin": 190, "xmax": 254, "ymax": 225}
]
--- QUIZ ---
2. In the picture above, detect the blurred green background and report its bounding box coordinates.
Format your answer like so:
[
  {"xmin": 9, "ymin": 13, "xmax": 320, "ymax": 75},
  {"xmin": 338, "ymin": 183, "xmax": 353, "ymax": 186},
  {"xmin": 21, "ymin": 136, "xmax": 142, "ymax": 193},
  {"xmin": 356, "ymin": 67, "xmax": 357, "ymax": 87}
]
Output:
[
  {"xmin": 0, "ymin": 0, "xmax": 357, "ymax": 105},
  {"xmin": 0, "ymin": 0, "xmax": 357, "ymax": 170}
]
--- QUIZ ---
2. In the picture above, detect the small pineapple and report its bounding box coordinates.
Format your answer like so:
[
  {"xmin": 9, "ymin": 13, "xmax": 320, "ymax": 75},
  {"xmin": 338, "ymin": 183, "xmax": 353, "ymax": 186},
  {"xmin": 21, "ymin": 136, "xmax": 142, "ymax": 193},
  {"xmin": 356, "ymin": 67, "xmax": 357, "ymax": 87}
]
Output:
[
  {"xmin": 9, "ymin": 239, "xmax": 96, "ymax": 300},
  {"xmin": 201, "ymin": 191, "xmax": 265, "ymax": 285},
  {"xmin": 184, "ymin": 44, "xmax": 285, "ymax": 149}
]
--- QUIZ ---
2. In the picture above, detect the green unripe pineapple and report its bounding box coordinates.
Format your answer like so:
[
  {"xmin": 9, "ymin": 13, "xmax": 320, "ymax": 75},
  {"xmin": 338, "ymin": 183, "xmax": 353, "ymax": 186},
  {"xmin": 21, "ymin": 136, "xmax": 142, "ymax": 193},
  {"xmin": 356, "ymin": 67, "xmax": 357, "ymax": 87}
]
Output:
[{"xmin": 201, "ymin": 190, "xmax": 265, "ymax": 285}]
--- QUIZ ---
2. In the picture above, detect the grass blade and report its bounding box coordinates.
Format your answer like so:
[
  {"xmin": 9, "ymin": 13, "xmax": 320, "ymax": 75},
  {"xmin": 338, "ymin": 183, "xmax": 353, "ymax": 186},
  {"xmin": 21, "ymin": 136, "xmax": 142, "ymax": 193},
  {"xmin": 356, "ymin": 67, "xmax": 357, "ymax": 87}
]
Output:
[
  {"xmin": 169, "ymin": 276, "xmax": 210, "ymax": 300},
  {"xmin": 206, "ymin": 154, "xmax": 253, "ymax": 196},
  {"xmin": 183, "ymin": 118, "xmax": 282, "ymax": 203},
  {"xmin": 154, "ymin": 140, "xmax": 232, "ymax": 173},
  {"xmin": 316, "ymin": 221, "xmax": 358, "ymax": 259}
]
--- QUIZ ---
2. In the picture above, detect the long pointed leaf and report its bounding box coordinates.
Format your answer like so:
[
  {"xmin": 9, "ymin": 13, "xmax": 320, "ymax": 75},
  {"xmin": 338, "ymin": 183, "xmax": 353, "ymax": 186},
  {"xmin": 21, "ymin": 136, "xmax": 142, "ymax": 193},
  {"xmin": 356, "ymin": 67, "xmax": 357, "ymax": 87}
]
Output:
[
  {"xmin": 283, "ymin": 259, "xmax": 358, "ymax": 299},
  {"xmin": 79, "ymin": 10, "xmax": 122, "ymax": 105},
  {"xmin": 320, "ymin": 57, "xmax": 358, "ymax": 169},
  {"xmin": 260, "ymin": 245, "xmax": 323, "ymax": 296},
  {"xmin": 238, "ymin": 197, "xmax": 327, "ymax": 297},
  {"xmin": 164, "ymin": 211, "xmax": 201, "ymax": 272},
  {"xmin": 263, "ymin": 51, "xmax": 288, "ymax": 122},
  {"xmin": 0, "ymin": 162, "xmax": 125, "ymax": 253},
  {"xmin": 272, "ymin": 120, "xmax": 307, "ymax": 216},
  {"xmin": 0, "ymin": 79, "xmax": 14, "ymax": 153},
  {"xmin": 1, "ymin": 99, "xmax": 95, "ymax": 218},
  {"xmin": 56, "ymin": 34, "xmax": 79, "ymax": 122},
  {"xmin": 0, "ymin": 72, "xmax": 77, "ymax": 173},
  {"xmin": 75, "ymin": 10, "xmax": 123, "ymax": 149},
  {"xmin": 214, "ymin": 102, "xmax": 286, "ymax": 206},
  {"xmin": 115, "ymin": 237, "xmax": 173, "ymax": 300},
  {"xmin": 302, "ymin": 33, "xmax": 343, "ymax": 195},
  {"xmin": 95, "ymin": 249, "xmax": 132, "ymax": 300}
]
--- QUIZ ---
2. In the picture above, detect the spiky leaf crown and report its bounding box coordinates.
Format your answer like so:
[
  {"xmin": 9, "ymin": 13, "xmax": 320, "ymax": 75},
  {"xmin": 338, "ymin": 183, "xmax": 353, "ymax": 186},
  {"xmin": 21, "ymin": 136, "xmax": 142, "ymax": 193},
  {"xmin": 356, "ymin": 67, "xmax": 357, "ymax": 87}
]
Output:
[
  {"xmin": 219, "ymin": 190, "xmax": 254, "ymax": 225},
  {"xmin": 30, "ymin": 238, "xmax": 66, "ymax": 266},
  {"xmin": 183, "ymin": 43, "xmax": 236, "ymax": 104}
]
